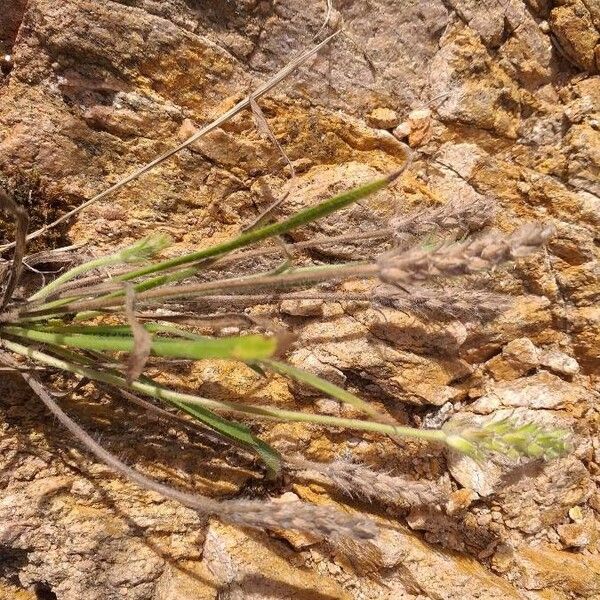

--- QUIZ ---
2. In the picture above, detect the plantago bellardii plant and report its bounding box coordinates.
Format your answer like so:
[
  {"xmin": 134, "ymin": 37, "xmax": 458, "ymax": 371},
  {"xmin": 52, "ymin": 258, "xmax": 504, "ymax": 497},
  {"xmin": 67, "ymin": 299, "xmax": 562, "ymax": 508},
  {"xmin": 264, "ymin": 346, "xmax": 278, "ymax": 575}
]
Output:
[
  {"xmin": 0, "ymin": 171, "xmax": 569, "ymax": 540},
  {"xmin": 0, "ymin": 17, "xmax": 569, "ymax": 541}
]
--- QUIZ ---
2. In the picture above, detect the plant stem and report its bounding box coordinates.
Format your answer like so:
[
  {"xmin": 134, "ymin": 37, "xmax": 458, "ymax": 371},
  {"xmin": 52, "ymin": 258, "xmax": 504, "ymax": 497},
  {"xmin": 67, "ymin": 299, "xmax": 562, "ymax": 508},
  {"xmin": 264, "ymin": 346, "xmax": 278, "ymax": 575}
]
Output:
[
  {"xmin": 24, "ymin": 262, "xmax": 378, "ymax": 317},
  {"xmin": 29, "ymin": 255, "xmax": 120, "ymax": 302},
  {"xmin": 43, "ymin": 228, "xmax": 392, "ymax": 300},
  {"xmin": 1, "ymin": 326, "xmax": 277, "ymax": 361},
  {"xmin": 22, "ymin": 174, "xmax": 401, "ymax": 314},
  {"xmin": 263, "ymin": 359, "xmax": 387, "ymax": 420},
  {"xmin": 0, "ymin": 337, "xmax": 449, "ymax": 447}
]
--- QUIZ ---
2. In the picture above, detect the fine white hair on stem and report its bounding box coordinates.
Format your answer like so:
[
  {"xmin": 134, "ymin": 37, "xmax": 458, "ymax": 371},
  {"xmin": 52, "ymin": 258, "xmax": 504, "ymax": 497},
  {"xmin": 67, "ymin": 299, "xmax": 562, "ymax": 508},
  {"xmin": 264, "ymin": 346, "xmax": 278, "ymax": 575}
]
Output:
[{"xmin": 6, "ymin": 353, "xmax": 376, "ymax": 542}]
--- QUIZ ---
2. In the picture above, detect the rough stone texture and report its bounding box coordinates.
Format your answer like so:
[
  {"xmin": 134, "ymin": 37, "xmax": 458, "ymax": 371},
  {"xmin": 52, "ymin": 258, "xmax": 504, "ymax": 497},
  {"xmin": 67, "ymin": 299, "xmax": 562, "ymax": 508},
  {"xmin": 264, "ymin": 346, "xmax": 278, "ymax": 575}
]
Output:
[{"xmin": 1, "ymin": 1, "xmax": 599, "ymax": 599}]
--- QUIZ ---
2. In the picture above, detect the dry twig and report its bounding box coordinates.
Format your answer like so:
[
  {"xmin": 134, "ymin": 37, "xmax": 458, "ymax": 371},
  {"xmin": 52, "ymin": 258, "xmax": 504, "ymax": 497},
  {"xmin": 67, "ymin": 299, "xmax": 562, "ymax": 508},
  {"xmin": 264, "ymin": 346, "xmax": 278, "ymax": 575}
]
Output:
[
  {"xmin": 0, "ymin": 33, "xmax": 340, "ymax": 254},
  {"xmin": 0, "ymin": 187, "xmax": 29, "ymax": 306}
]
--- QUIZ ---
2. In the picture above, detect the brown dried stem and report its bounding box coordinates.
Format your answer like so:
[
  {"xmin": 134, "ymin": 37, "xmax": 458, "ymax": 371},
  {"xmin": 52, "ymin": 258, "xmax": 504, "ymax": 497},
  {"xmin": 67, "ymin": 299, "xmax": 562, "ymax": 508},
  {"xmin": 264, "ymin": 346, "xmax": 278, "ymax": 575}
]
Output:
[
  {"xmin": 0, "ymin": 187, "xmax": 29, "ymax": 307},
  {"xmin": 7, "ymin": 351, "xmax": 376, "ymax": 542}
]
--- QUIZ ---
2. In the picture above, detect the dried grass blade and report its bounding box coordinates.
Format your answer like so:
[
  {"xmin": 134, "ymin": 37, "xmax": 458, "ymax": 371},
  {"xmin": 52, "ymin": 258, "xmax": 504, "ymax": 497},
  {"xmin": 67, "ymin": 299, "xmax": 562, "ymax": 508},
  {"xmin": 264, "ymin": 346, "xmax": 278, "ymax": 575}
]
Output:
[
  {"xmin": 0, "ymin": 32, "xmax": 340, "ymax": 254},
  {"xmin": 250, "ymin": 96, "xmax": 295, "ymax": 178},
  {"xmin": 125, "ymin": 284, "xmax": 152, "ymax": 384},
  {"xmin": 314, "ymin": 0, "xmax": 335, "ymax": 39},
  {"xmin": 0, "ymin": 188, "xmax": 29, "ymax": 307}
]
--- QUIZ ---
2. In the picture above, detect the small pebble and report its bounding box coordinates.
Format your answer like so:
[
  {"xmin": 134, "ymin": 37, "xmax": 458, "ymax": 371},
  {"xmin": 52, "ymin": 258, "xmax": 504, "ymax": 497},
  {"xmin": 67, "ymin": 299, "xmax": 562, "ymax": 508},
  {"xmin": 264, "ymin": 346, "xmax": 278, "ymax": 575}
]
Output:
[
  {"xmin": 540, "ymin": 348, "xmax": 579, "ymax": 376},
  {"xmin": 367, "ymin": 107, "xmax": 400, "ymax": 129},
  {"xmin": 1, "ymin": 54, "xmax": 13, "ymax": 75},
  {"xmin": 568, "ymin": 506, "xmax": 584, "ymax": 522}
]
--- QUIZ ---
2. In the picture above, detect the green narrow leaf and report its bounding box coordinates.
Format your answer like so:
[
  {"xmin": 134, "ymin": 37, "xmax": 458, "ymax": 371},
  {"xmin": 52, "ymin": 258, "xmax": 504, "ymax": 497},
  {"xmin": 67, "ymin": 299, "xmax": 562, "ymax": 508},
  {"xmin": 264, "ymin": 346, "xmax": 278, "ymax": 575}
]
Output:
[
  {"xmin": 22, "ymin": 172, "xmax": 404, "ymax": 314},
  {"xmin": 2, "ymin": 326, "xmax": 277, "ymax": 361},
  {"xmin": 263, "ymin": 359, "xmax": 386, "ymax": 420},
  {"xmin": 115, "ymin": 172, "xmax": 400, "ymax": 282},
  {"xmin": 33, "ymin": 323, "xmax": 208, "ymax": 340},
  {"xmin": 170, "ymin": 398, "xmax": 281, "ymax": 478}
]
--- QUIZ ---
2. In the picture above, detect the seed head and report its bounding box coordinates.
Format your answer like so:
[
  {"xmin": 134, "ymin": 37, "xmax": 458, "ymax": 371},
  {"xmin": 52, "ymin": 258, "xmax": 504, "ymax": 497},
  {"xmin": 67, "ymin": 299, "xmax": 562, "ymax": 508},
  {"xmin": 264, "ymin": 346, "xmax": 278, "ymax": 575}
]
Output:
[
  {"xmin": 219, "ymin": 498, "xmax": 377, "ymax": 541},
  {"xmin": 290, "ymin": 457, "xmax": 451, "ymax": 508},
  {"xmin": 444, "ymin": 417, "xmax": 570, "ymax": 460},
  {"xmin": 377, "ymin": 285, "xmax": 512, "ymax": 322},
  {"xmin": 378, "ymin": 223, "xmax": 554, "ymax": 285},
  {"xmin": 390, "ymin": 196, "xmax": 496, "ymax": 243}
]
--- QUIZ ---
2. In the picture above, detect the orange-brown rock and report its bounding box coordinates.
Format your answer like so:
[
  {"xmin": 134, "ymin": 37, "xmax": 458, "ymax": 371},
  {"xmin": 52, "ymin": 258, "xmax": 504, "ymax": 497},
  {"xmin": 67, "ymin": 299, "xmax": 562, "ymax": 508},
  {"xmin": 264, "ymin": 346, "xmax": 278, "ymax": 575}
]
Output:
[{"xmin": 0, "ymin": 0, "xmax": 599, "ymax": 598}]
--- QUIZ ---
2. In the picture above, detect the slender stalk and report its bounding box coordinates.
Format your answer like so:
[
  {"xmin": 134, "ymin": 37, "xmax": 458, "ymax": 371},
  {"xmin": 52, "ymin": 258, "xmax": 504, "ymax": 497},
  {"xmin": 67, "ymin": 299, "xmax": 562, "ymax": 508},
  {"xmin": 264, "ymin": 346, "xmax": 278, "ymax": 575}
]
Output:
[
  {"xmin": 7, "ymin": 353, "xmax": 377, "ymax": 541},
  {"xmin": 29, "ymin": 234, "xmax": 172, "ymax": 303},
  {"xmin": 51, "ymin": 266, "xmax": 201, "ymax": 313},
  {"xmin": 0, "ymin": 337, "xmax": 449, "ymax": 446},
  {"xmin": 28, "ymin": 254, "xmax": 120, "ymax": 302},
  {"xmin": 21, "ymin": 173, "xmax": 404, "ymax": 317},
  {"xmin": 24, "ymin": 262, "xmax": 378, "ymax": 317},
  {"xmin": 1, "ymin": 337, "xmax": 281, "ymax": 471},
  {"xmin": 51, "ymin": 263, "xmax": 369, "ymax": 305},
  {"xmin": 263, "ymin": 359, "xmax": 387, "ymax": 420},
  {"xmin": 161, "ymin": 292, "xmax": 373, "ymax": 305},
  {"xmin": 13, "ymin": 363, "xmax": 225, "ymax": 513}
]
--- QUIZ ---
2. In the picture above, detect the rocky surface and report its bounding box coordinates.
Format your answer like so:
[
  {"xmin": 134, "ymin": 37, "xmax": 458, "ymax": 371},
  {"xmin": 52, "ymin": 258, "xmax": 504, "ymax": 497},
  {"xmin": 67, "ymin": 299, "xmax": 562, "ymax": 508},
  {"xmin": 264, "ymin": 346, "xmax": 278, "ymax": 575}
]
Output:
[{"xmin": 0, "ymin": 1, "xmax": 599, "ymax": 598}]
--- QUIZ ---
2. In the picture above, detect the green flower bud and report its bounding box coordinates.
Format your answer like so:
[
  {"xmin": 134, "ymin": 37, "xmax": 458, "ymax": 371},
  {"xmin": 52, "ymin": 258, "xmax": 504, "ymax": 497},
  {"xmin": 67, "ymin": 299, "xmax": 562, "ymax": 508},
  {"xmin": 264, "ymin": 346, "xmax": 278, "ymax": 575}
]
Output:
[{"xmin": 444, "ymin": 433, "xmax": 480, "ymax": 458}]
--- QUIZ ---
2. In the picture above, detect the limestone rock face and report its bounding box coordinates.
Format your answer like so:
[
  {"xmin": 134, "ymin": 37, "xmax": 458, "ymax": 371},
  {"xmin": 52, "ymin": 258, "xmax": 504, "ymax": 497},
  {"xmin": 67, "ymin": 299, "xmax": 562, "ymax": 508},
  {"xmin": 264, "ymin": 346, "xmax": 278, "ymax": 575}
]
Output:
[{"xmin": 1, "ymin": 1, "xmax": 599, "ymax": 599}]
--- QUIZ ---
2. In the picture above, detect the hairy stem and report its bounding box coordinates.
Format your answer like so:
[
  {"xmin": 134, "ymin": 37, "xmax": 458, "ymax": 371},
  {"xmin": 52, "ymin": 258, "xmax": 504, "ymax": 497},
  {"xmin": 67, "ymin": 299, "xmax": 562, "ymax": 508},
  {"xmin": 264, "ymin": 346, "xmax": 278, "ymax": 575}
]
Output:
[
  {"xmin": 0, "ymin": 337, "xmax": 449, "ymax": 446},
  {"xmin": 24, "ymin": 262, "xmax": 377, "ymax": 317},
  {"xmin": 29, "ymin": 254, "xmax": 120, "ymax": 302},
  {"xmin": 44, "ymin": 228, "xmax": 391, "ymax": 300}
]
